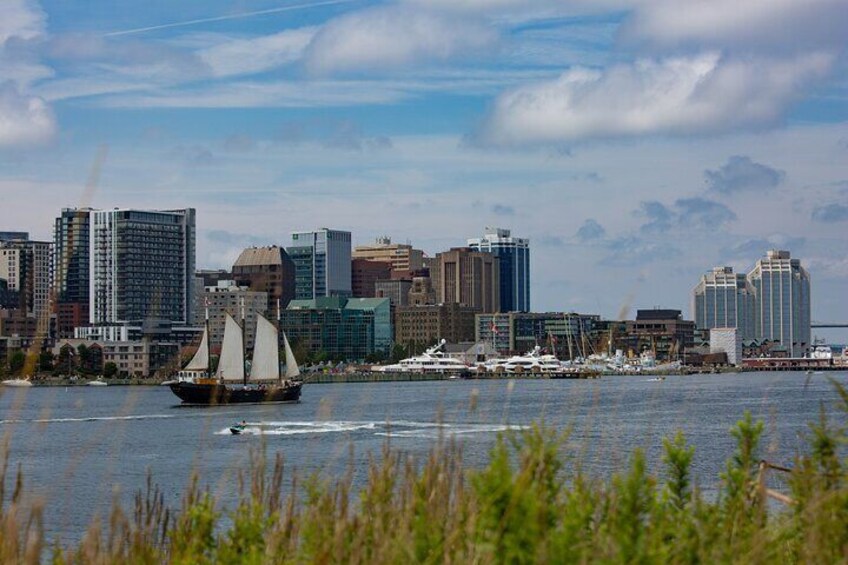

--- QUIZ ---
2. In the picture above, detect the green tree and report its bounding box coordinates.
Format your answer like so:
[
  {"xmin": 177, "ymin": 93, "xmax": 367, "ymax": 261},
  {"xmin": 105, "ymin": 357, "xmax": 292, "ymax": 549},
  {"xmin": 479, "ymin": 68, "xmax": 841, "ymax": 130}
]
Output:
[
  {"xmin": 103, "ymin": 362, "xmax": 118, "ymax": 378},
  {"xmin": 8, "ymin": 350, "xmax": 25, "ymax": 374},
  {"xmin": 38, "ymin": 351, "xmax": 54, "ymax": 372}
]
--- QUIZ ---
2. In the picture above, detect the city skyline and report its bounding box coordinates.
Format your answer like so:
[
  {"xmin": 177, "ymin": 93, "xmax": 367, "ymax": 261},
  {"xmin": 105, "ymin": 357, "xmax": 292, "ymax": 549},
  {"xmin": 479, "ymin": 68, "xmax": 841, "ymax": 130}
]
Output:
[{"xmin": 0, "ymin": 0, "xmax": 846, "ymax": 341}]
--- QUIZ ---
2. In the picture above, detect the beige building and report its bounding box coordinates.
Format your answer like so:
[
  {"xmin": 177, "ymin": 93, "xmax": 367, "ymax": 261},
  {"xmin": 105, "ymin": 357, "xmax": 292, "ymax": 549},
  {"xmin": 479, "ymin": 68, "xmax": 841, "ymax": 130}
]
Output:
[
  {"xmin": 430, "ymin": 248, "xmax": 500, "ymax": 313},
  {"xmin": 102, "ymin": 340, "xmax": 179, "ymax": 378},
  {"xmin": 199, "ymin": 280, "xmax": 269, "ymax": 351},
  {"xmin": 352, "ymin": 236, "xmax": 425, "ymax": 272},
  {"xmin": 395, "ymin": 303, "xmax": 479, "ymax": 348},
  {"xmin": 408, "ymin": 276, "xmax": 436, "ymax": 306}
]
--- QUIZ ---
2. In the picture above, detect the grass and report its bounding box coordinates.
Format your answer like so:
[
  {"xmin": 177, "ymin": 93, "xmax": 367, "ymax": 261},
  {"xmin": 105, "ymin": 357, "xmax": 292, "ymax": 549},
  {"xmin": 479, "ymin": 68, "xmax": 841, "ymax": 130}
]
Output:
[{"xmin": 1, "ymin": 381, "xmax": 847, "ymax": 563}]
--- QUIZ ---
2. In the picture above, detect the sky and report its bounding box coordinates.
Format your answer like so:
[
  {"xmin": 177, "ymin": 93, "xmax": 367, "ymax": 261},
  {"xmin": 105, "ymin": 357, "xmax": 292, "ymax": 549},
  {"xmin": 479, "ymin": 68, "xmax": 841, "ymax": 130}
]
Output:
[{"xmin": 1, "ymin": 0, "xmax": 847, "ymax": 339}]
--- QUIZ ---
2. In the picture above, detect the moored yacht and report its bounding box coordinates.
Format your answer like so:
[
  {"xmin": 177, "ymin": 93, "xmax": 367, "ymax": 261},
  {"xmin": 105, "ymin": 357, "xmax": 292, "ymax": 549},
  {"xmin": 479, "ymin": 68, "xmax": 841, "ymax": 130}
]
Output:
[
  {"xmin": 379, "ymin": 340, "xmax": 469, "ymax": 373},
  {"xmin": 482, "ymin": 346, "xmax": 564, "ymax": 374},
  {"xmin": 1, "ymin": 377, "xmax": 34, "ymax": 387}
]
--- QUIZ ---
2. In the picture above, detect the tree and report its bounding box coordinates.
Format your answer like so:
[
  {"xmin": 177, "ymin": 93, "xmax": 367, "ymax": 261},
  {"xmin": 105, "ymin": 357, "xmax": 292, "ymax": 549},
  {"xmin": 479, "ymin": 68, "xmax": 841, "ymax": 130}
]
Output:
[
  {"xmin": 103, "ymin": 362, "xmax": 118, "ymax": 378},
  {"xmin": 39, "ymin": 351, "xmax": 54, "ymax": 372},
  {"xmin": 8, "ymin": 350, "xmax": 26, "ymax": 375}
]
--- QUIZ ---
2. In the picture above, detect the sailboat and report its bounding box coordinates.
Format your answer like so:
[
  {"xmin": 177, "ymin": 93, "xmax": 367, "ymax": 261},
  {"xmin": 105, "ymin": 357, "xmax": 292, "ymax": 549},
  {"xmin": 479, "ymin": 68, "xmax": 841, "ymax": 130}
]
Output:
[{"xmin": 168, "ymin": 312, "xmax": 302, "ymax": 405}]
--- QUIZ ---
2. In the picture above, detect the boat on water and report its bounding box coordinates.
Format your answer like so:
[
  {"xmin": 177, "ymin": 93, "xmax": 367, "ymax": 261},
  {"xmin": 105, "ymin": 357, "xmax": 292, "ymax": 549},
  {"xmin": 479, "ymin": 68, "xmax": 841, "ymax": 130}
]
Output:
[
  {"xmin": 378, "ymin": 340, "xmax": 470, "ymax": 374},
  {"xmin": 87, "ymin": 377, "xmax": 108, "ymax": 386},
  {"xmin": 1, "ymin": 377, "xmax": 34, "ymax": 387},
  {"xmin": 169, "ymin": 312, "xmax": 302, "ymax": 405}
]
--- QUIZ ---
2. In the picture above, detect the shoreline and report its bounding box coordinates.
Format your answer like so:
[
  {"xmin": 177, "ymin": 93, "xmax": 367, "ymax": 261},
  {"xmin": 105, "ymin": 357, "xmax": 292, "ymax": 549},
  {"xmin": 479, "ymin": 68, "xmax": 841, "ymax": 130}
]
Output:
[{"xmin": 5, "ymin": 365, "xmax": 845, "ymax": 387}]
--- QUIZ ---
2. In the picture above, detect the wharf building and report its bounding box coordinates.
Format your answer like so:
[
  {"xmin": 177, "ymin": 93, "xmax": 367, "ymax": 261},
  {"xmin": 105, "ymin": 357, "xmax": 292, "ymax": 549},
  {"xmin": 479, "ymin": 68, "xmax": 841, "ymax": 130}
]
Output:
[
  {"xmin": 89, "ymin": 208, "xmax": 196, "ymax": 326},
  {"xmin": 352, "ymin": 236, "xmax": 425, "ymax": 273},
  {"xmin": 747, "ymin": 250, "xmax": 811, "ymax": 358},
  {"xmin": 622, "ymin": 309, "xmax": 695, "ymax": 361},
  {"xmin": 53, "ymin": 338, "xmax": 178, "ymax": 379},
  {"xmin": 280, "ymin": 297, "xmax": 391, "ymax": 360},
  {"xmin": 54, "ymin": 208, "xmax": 93, "ymax": 338},
  {"xmin": 429, "ymin": 247, "xmax": 500, "ymax": 313},
  {"xmin": 289, "ymin": 228, "xmax": 352, "ymax": 300},
  {"xmin": 692, "ymin": 266, "xmax": 755, "ymax": 340},
  {"xmin": 468, "ymin": 227, "xmax": 530, "ymax": 312},
  {"xmin": 231, "ymin": 246, "xmax": 296, "ymax": 313},
  {"xmin": 475, "ymin": 312, "xmax": 599, "ymax": 357}
]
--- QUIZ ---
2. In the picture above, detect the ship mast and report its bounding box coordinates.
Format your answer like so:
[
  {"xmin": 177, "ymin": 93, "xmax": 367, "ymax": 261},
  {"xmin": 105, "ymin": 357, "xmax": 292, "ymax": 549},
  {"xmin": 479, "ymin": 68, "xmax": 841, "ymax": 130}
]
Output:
[{"xmin": 240, "ymin": 296, "xmax": 247, "ymax": 387}]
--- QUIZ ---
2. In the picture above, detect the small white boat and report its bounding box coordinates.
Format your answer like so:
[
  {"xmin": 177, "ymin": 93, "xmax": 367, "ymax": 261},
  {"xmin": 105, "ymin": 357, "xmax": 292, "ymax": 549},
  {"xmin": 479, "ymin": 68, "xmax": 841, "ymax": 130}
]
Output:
[
  {"xmin": 2, "ymin": 377, "xmax": 34, "ymax": 387},
  {"xmin": 87, "ymin": 378, "xmax": 108, "ymax": 386}
]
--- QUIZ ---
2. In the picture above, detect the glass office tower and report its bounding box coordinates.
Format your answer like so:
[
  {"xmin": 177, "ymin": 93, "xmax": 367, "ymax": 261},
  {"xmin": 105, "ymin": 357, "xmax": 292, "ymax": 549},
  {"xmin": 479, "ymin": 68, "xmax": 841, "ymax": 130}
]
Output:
[{"xmin": 468, "ymin": 227, "xmax": 530, "ymax": 312}]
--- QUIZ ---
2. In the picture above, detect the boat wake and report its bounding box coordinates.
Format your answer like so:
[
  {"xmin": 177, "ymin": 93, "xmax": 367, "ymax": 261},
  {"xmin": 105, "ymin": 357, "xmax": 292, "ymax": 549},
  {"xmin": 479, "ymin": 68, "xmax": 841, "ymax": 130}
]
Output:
[
  {"xmin": 0, "ymin": 414, "xmax": 177, "ymax": 425},
  {"xmin": 216, "ymin": 420, "xmax": 529, "ymax": 438}
]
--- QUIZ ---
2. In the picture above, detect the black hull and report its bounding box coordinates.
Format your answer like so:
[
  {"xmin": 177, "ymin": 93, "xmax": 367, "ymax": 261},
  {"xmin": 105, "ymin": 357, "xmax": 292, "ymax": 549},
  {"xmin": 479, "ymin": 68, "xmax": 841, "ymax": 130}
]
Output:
[{"xmin": 169, "ymin": 381, "xmax": 302, "ymax": 405}]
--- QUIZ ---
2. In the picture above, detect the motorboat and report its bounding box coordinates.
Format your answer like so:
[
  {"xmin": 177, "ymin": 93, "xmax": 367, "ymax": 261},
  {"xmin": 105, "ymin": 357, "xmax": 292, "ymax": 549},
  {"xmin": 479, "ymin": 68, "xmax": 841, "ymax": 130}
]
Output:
[
  {"xmin": 1, "ymin": 377, "xmax": 34, "ymax": 387},
  {"xmin": 87, "ymin": 377, "xmax": 108, "ymax": 386},
  {"xmin": 379, "ymin": 340, "xmax": 469, "ymax": 373}
]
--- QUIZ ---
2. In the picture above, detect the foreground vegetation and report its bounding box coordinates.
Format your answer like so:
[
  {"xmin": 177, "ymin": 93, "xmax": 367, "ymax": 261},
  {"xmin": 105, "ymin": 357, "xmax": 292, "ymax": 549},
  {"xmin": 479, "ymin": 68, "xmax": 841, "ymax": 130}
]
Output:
[{"xmin": 2, "ymin": 383, "xmax": 847, "ymax": 563}]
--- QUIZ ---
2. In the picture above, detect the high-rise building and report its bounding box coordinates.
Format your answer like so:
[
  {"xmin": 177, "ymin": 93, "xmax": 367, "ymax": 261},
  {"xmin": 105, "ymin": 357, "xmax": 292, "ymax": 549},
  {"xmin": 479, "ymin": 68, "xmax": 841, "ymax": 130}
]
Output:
[
  {"xmin": 231, "ymin": 246, "xmax": 296, "ymax": 314},
  {"xmin": 352, "ymin": 236, "xmax": 425, "ymax": 272},
  {"xmin": 0, "ymin": 238, "xmax": 52, "ymax": 320},
  {"xmin": 468, "ymin": 227, "xmax": 530, "ymax": 312},
  {"xmin": 54, "ymin": 208, "xmax": 93, "ymax": 337},
  {"xmin": 692, "ymin": 266, "xmax": 755, "ymax": 339},
  {"xmin": 430, "ymin": 247, "xmax": 500, "ymax": 313},
  {"xmin": 199, "ymin": 280, "xmax": 268, "ymax": 350},
  {"xmin": 289, "ymin": 228, "xmax": 352, "ymax": 300},
  {"xmin": 748, "ymin": 250, "xmax": 811, "ymax": 357},
  {"xmin": 89, "ymin": 208, "xmax": 196, "ymax": 325},
  {"xmin": 395, "ymin": 303, "xmax": 478, "ymax": 348}
]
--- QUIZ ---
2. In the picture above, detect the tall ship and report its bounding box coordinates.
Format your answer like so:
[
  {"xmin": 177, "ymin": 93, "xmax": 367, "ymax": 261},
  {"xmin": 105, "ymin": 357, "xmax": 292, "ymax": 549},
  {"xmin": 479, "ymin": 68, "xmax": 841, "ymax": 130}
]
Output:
[{"xmin": 169, "ymin": 309, "xmax": 302, "ymax": 405}]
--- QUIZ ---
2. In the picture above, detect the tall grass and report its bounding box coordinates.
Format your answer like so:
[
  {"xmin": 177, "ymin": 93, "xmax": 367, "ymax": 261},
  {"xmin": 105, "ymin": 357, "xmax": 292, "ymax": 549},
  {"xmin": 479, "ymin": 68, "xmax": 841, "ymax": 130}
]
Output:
[{"xmin": 1, "ymin": 381, "xmax": 847, "ymax": 563}]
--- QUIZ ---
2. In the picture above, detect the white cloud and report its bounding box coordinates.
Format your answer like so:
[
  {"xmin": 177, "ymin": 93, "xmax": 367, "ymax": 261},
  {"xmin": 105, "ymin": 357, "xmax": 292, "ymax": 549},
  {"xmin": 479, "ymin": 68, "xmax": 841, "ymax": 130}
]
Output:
[
  {"xmin": 480, "ymin": 52, "xmax": 834, "ymax": 145},
  {"xmin": 0, "ymin": 0, "xmax": 45, "ymax": 45},
  {"xmin": 621, "ymin": 0, "xmax": 848, "ymax": 53},
  {"xmin": 198, "ymin": 28, "xmax": 317, "ymax": 78},
  {"xmin": 304, "ymin": 6, "xmax": 497, "ymax": 75},
  {"xmin": 0, "ymin": 82, "xmax": 55, "ymax": 146},
  {"xmin": 0, "ymin": 1, "xmax": 55, "ymax": 147}
]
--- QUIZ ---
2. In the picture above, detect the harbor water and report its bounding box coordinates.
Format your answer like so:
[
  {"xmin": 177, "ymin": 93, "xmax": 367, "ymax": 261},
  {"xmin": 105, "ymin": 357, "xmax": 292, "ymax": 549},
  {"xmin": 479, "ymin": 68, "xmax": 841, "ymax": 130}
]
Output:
[{"xmin": 1, "ymin": 370, "xmax": 846, "ymax": 546}]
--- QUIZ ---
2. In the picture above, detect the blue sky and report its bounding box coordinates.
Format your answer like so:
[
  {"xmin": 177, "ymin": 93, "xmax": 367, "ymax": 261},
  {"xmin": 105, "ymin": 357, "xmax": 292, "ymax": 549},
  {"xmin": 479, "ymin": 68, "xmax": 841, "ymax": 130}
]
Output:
[{"xmin": 2, "ymin": 0, "xmax": 847, "ymax": 339}]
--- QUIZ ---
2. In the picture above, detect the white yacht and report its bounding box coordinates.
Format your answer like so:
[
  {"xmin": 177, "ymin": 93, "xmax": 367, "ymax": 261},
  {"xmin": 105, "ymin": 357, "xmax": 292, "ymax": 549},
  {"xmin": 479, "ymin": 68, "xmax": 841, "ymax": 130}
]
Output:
[
  {"xmin": 379, "ymin": 340, "xmax": 469, "ymax": 373},
  {"xmin": 482, "ymin": 346, "xmax": 564, "ymax": 374}
]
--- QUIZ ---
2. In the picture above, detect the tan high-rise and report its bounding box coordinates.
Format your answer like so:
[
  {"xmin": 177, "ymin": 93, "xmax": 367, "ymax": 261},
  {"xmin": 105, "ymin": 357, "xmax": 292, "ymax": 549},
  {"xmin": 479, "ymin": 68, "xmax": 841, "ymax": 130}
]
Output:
[{"xmin": 430, "ymin": 247, "xmax": 500, "ymax": 313}]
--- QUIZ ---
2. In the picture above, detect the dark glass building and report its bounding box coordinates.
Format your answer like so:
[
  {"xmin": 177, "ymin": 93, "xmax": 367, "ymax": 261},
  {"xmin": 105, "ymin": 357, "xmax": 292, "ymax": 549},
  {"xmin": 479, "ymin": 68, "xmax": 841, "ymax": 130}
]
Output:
[{"xmin": 468, "ymin": 227, "xmax": 530, "ymax": 312}]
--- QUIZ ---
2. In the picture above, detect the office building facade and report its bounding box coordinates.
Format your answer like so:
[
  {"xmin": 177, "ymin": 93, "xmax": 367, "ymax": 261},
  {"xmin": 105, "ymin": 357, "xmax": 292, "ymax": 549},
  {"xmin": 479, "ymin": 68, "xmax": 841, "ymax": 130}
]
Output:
[
  {"xmin": 352, "ymin": 236, "xmax": 425, "ymax": 272},
  {"xmin": 692, "ymin": 266, "xmax": 755, "ymax": 340},
  {"xmin": 395, "ymin": 303, "xmax": 478, "ymax": 348},
  {"xmin": 468, "ymin": 227, "xmax": 530, "ymax": 312},
  {"xmin": 351, "ymin": 258, "xmax": 392, "ymax": 298},
  {"xmin": 748, "ymin": 250, "xmax": 811, "ymax": 357},
  {"xmin": 289, "ymin": 228, "xmax": 352, "ymax": 300},
  {"xmin": 0, "ymin": 238, "xmax": 52, "ymax": 320},
  {"xmin": 89, "ymin": 208, "xmax": 196, "ymax": 325},
  {"xmin": 430, "ymin": 247, "xmax": 500, "ymax": 313},
  {"xmin": 281, "ymin": 296, "xmax": 391, "ymax": 359}
]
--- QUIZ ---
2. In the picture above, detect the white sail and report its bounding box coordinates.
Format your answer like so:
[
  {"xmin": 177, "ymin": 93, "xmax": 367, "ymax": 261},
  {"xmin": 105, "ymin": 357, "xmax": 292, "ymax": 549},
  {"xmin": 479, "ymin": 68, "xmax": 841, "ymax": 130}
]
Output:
[
  {"xmin": 283, "ymin": 332, "xmax": 300, "ymax": 379},
  {"xmin": 183, "ymin": 329, "xmax": 209, "ymax": 370},
  {"xmin": 250, "ymin": 314, "xmax": 280, "ymax": 381},
  {"xmin": 216, "ymin": 313, "xmax": 245, "ymax": 382}
]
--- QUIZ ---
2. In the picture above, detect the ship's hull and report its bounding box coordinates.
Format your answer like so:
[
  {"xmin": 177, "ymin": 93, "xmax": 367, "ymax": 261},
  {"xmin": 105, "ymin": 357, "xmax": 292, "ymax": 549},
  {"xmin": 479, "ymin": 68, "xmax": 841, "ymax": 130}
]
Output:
[{"xmin": 169, "ymin": 381, "xmax": 302, "ymax": 405}]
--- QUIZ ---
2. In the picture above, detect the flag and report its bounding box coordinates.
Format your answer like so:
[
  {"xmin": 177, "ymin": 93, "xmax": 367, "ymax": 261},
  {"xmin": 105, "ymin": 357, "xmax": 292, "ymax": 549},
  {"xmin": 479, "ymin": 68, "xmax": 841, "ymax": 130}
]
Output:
[{"xmin": 491, "ymin": 321, "xmax": 499, "ymax": 335}]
